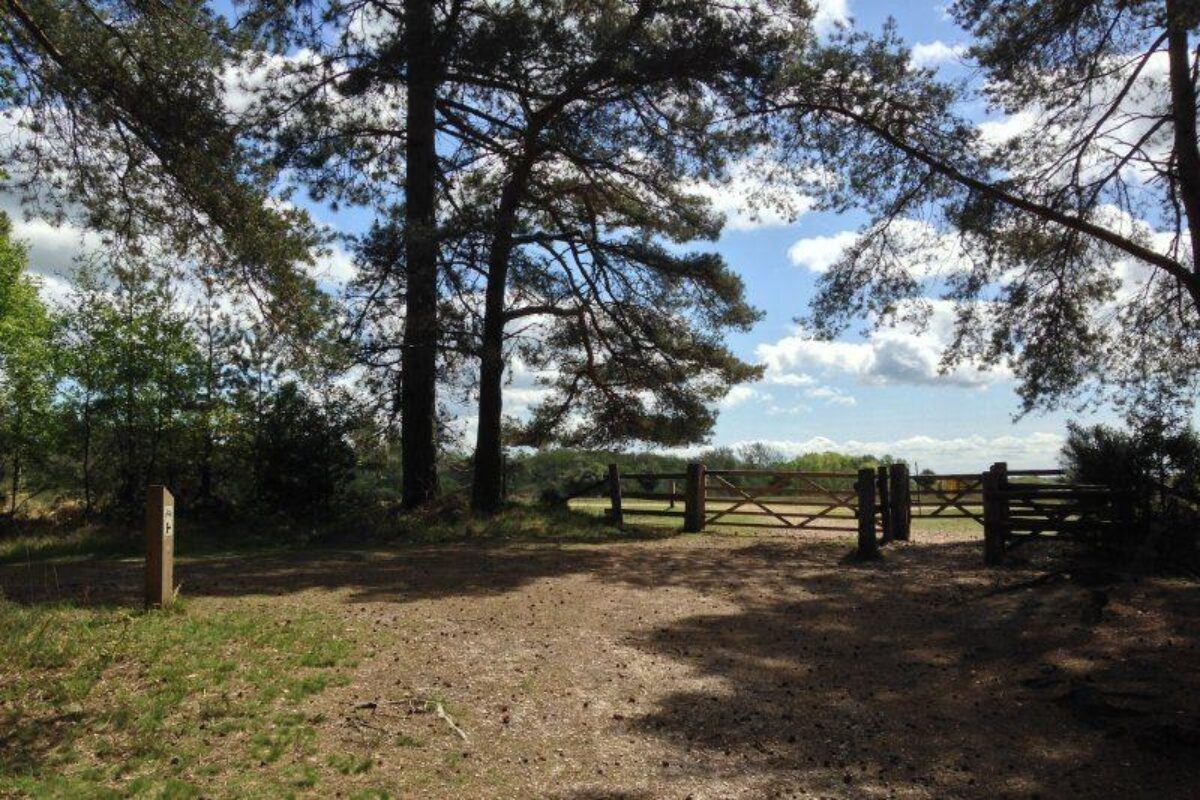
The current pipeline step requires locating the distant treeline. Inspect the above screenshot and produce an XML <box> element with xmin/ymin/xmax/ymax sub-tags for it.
<box><xmin>4</xmin><ymin>222</ymin><xmax>911</xmax><ymax>528</ymax></box>
<box><xmin>477</xmin><ymin>445</ymin><xmax>902</xmax><ymax>502</ymax></box>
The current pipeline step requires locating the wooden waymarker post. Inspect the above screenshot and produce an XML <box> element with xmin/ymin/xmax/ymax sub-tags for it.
<box><xmin>145</xmin><ymin>485</ymin><xmax>175</xmax><ymax>608</ymax></box>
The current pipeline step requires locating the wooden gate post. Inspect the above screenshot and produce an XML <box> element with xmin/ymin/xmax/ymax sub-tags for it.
<box><xmin>877</xmin><ymin>466</ymin><xmax>893</xmax><ymax>543</ymax></box>
<box><xmin>856</xmin><ymin>467</ymin><xmax>879</xmax><ymax>559</ymax></box>
<box><xmin>145</xmin><ymin>485</ymin><xmax>175</xmax><ymax>608</ymax></box>
<box><xmin>683</xmin><ymin>462</ymin><xmax>706</xmax><ymax>533</ymax></box>
<box><xmin>982</xmin><ymin>461</ymin><xmax>1008</xmax><ymax>565</ymax></box>
<box><xmin>889</xmin><ymin>463</ymin><xmax>911</xmax><ymax>541</ymax></box>
<box><xmin>607</xmin><ymin>464</ymin><xmax>623</xmax><ymax>527</ymax></box>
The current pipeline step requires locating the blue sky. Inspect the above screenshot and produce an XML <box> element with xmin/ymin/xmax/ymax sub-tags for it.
<box><xmin>5</xmin><ymin>0</ymin><xmax>1160</xmax><ymax>472</ymax></box>
<box><xmin>638</xmin><ymin>0</ymin><xmax>1121</xmax><ymax>470</ymax></box>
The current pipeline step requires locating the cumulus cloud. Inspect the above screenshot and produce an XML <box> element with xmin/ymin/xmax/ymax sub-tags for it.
<box><xmin>685</xmin><ymin>158</ymin><xmax>818</xmax><ymax>232</ymax></box>
<box><xmin>977</xmin><ymin>110</ymin><xmax>1038</xmax><ymax>146</ymax></box>
<box><xmin>765</xmin><ymin>403</ymin><xmax>810</xmax><ymax>416</ymax></box>
<box><xmin>308</xmin><ymin>245</ymin><xmax>358</xmax><ymax>287</ymax></box>
<box><xmin>720</xmin><ymin>385</ymin><xmax>759</xmax><ymax>409</ymax></box>
<box><xmin>6</xmin><ymin>214</ymin><xmax>101</xmax><ymax>282</ymax></box>
<box><xmin>672</xmin><ymin>431</ymin><xmax>1065</xmax><ymax>473</ymax></box>
<box><xmin>910</xmin><ymin>40</ymin><xmax>966</xmax><ymax>69</ymax></box>
<box><xmin>755</xmin><ymin>300</ymin><xmax>1010</xmax><ymax>389</ymax></box>
<box><xmin>786</xmin><ymin>230</ymin><xmax>858</xmax><ymax>273</ymax></box>
<box><xmin>805</xmin><ymin>385</ymin><xmax>857</xmax><ymax>406</ymax></box>
<box><xmin>977</xmin><ymin>51</ymin><xmax>1173</xmax><ymax>188</ymax></box>
<box><xmin>812</xmin><ymin>0</ymin><xmax>851</xmax><ymax>34</ymax></box>
<box><xmin>502</xmin><ymin>358</ymin><xmax>559</xmax><ymax>416</ymax></box>
<box><xmin>760</xmin><ymin>368</ymin><xmax>814</xmax><ymax>387</ymax></box>
<box><xmin>788</xmin><ymin>219</ymin><xmax>972</xmax><ymax>279</ymax></box>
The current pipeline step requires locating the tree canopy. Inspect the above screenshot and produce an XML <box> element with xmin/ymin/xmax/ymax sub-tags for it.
<box><xmin>0</xmin><ymin>0</ymin><xmax>324</xmax><ymax>328</ymax></box>
<box><xmin>0</xmin><ymin>0</ymin><xmax>1196</xmax><ymax>522</ymax></box>
<box><xmin>769</xmin><ymin>0</ymin><xmax>1200</xmax><ymax>429</ymax></box>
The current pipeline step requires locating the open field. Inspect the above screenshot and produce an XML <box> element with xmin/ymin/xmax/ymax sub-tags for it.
<box><xmin>2</xmin><ymin>516</ymin><xmax>1198</xmax><ymax>798</ymax></box>
<box><xmin>570</xmin><ymin>496</ymin><xmax>985</xmax><ymax>538</ymax></box>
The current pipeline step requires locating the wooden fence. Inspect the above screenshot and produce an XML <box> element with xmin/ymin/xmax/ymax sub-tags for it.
<box><xmin>583</xmin><ymin>460</ymin><xmax>1129</xmax><ymax>565</ymax></box>
<box><xmin>909</xmin><ymin>468</ymin><xmax>1071</xmax><ymax>524</ymax></box>
<box><xmin>981</xmin><ymin>461</ymin><xmax>1135</xmax><ymax>565</ymax></box>
<box><xmin>597</xmin><ymin>463</ymin><xmax>914</xmax><ymax>559</ymax></box>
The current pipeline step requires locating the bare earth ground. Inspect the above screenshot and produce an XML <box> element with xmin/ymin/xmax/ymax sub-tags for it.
<box><xmin>4</xmin><ymin>528</ymin><xmax>1200</xmax><ymax>799</ymax></box>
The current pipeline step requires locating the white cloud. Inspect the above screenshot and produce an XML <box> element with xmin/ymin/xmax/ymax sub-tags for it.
<box><xmin>760</xmin><ymin>369</ymin><xmax>814</xmax><ymax>387</ymax></box>
<box><xmin>812</xmin><ymin>0</ymin><xmax>851</xmax><ymax>34</ymax></box>
<box><xmin>505</xmin><ymin>386</ymin><xmax>554</xmax><ymax>413</ymax></box>
<box><xmin>6</xmin><ymin>214</ymin><xmax>102</xmax><ymax>282</ymax></box>
<box><xmin>501</xmin><ymin>358</ymin><xmax>560</xmax><ymax>416</ymax></box>
<box><xmin>765</xmin><ymin>403</ymin><xmax>810</xmax><ymax>416</ymax></box>
<box><xmin>976</xmin><ymin>51</ymin><xmax>1174</xmax><ymax>189</ymax></box>
<box><xmin>910</xmin><ymin>40</ymin><xmax>966</xmax><ymax>69</ymax></box>
<box><xmin>307</xmin><ymin>245</ymin><xmax>358</xmax><ymax>287</ymax></box>
<box><xmin>685</xmin><ymin>158</ymin><xmax>817</xmax><ymax>232</ymax></box>
<box><xmin>720</xmin><ymin>385</ymin><xmax>758</xmax><ymax>409</ymax></box>
<box><xmin>444</xmin><ymin>413</ymin><xmax>479</xmax><ymax>448</ymax></box>
<box><xmin>755</xmin><ymin>301</ymin><xmax>1010</xmax><ymax>389</ymax></box>
<box><xmin>805</xmin><ymin>385</ymin><xmax>857</xmax><ymax>406</ymax></box>
<box><xmin>787</xmin><ymin>230</ymin><xmax>858</xmax><ymax>273</ymax></box>
<box><xmin>788</xmin><ymin>219</ymin><xmax>972</xmax><ymax>279</ymax></box>
<box><xmin>977</xmin><ymin>111</ymin><xmax>1037</xmax><ymax>145</ymax></box>
<box><xmin>670</xmin><ymin>431</ymin><xmax>1066</xmax><ymax>473</ymax></box>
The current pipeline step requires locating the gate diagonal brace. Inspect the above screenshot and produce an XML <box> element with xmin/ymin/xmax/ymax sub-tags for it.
<box><xmin>924</xmin><ymin>479</ymin><xmax>983</xmax><ymax>520</ymax></box>
<box><xmin>706</xmin><ymin>474</ymin><xmax>793</xmax><ymax>527</ymax></box>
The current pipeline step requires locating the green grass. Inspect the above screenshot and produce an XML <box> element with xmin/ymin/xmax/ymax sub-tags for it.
<box><xmin>0</xmin><ymin>521</ymin><xmax>307</xmax><ymax>567</ymax></box>
<box><xmin>569</xmin><ymin>497</ymin><xmax>983</xmax><ymax>538</ymax></box>
<box><xmin>374</xmin><ymin>500</ymin><xmax>679</xmax><ymax>545</ymax></box>
<box><xmin>0</xmin><ymin>502</ymin><xmax>666</xmax><ymax>570</ymax></box>
<box><xmin>0</xmin><ymin>596</ymin><xmax>358</xmax><ymax>798</ymax></box>
<box><xmin>0</xmin><ymin>524</ymin><xmax>141</xmax><ymax>566</ymax></box>
<box><xmin>0</xmin><ymin>503</ymin><xmax>665</xmax><ymax>798</ymax></box>
<box><xmin>328</xmin><ymin>752</ymin><xmax>374</xmax><ymax>775</ymax></box>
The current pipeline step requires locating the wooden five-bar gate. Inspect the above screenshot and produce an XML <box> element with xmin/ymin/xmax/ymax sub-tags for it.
<box><xmin>585</xmin><ymin>460</ymin><xmax>1129</xmax><ymax>565</ymax></box>
<box><xmin>597</xmin><ymin>463</ymin><xmax>914</xmax><ymax>560</ymax></box>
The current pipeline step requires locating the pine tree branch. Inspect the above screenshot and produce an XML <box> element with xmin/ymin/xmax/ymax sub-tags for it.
<box><xmin>775</xmin><ymin>98</ymin><xmax>1200</xmax><ymax>309</ymax></box>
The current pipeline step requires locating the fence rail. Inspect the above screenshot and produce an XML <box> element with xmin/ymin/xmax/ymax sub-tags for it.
<box><xmin>981</xmin><ymin>462</ymin><xmax>1131</xmax><ymax>564</ymax></box>
<box><xmin>596</xmin><ymin>462</ymin><xmax>914</xmax><ymax>559</ymax></box>
<box><xmin>588</xmin><ymin>460</ymin><xmax>1127</xmax><ymax>565</ymax></box>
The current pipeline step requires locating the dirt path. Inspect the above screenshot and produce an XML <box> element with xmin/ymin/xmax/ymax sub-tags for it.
<box><xmin>5</xmin><ymin>531</ymin><xmax>1199</xmax><ymax>798</ymax></box>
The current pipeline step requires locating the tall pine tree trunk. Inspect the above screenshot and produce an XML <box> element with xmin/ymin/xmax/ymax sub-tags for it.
<box><xmin>1167</xmin><ymin>0</ymin><xmax>1200</xmax><ymax>287</ymax></box>
<box><xmin>471</xmin><ymin>158</ymin><xmax>536</xmax><ymax>514</ymax></box>
<box><xmin>471</xmin><ymin>257</ymin><xmax>508</xmax><ymax>514</ymax></box>
<box><xmin>400</xmin><ymin>0</ymin><xmax>440</xmax><ymax>508</ymax></box>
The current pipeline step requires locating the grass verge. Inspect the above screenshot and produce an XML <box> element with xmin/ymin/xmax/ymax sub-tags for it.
<box><xmin>0</xmin><ymin>595</ymin><xmax>359</xmax><ymax>798</ymax></box>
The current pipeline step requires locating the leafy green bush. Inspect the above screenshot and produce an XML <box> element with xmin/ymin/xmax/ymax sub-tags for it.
<box><xmin>1061</xmin><ymin>422</ymin><xmax>1200</xmax><ymax>569</ymax></box>
<box><xmin>254</xmin><ymin>383</ymin><xmax>356</xmax><ymax>518</ymax></box>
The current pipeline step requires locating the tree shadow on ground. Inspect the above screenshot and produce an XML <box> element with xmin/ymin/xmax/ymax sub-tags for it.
<box><xmin>613</xmin><ymin>543</ymin><xmax>1200</xmax><ymax>799</ymax></box>
<box><xmin>0</xmin><ymin>525</ymin><xmax>814</xmax><ymax>609</ymax></box>
<box><xmin>3</xmin><ymin>530</ymin><xmax>1198</xmax><ymax>798</ymax></box>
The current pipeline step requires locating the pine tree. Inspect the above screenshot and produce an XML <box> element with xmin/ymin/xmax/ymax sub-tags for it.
<box><xmin>768</xmin><ymin>0</ymin><xmax>1200</xmax><ymax>425</ymax></box>
<box><xmin>0</xmin><ymin>0</ymin><xmax>322</xmax><ymax>325</ymax></box>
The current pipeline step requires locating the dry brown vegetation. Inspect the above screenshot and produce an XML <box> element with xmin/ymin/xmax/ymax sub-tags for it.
<box><xmin>2</xmin><ymin>523</ymin><xmax>1198</xmax><ymax>798</ymax></box>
